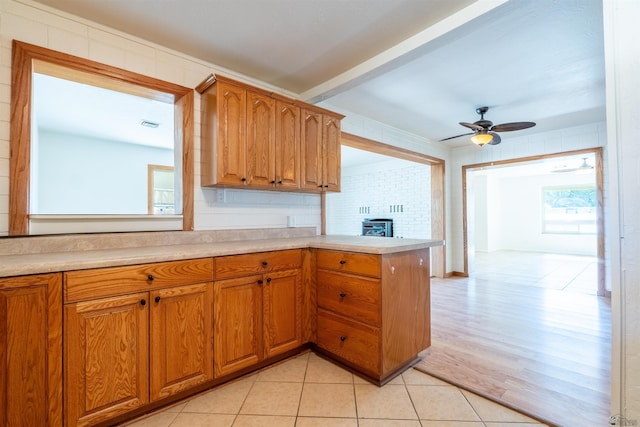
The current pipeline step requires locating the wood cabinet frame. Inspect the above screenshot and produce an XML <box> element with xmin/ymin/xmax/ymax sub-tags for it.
<box><xmin>10</xmin><ymin>40</ymin><xmax>194</xmax><ymax>235</ymax></box>
<box><xmin>0</xmin><ymin>273</ymin><xmax>62</xmax><ymax>427</ymax></box>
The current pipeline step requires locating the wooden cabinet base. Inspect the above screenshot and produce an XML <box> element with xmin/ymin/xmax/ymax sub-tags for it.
<box><xmin>312</xmin><ymin>346</ymin><xmax>422</xmax><ymax>386</ymax></box>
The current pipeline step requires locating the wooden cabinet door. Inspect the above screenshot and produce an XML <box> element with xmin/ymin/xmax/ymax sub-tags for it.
<box><xmin>275</xmin><ymin>100</ymin><xmax>301</xmax><ymax>189</ymax></box>
<box><xmin>150</xmin><ymin>283</ymin><xmax>213</xmax><ymax>401</ymax></box>
<box><xmin>323</xmin><ymin>115</ymin><xmax>341</xmax><ymax>192</ymax></box>
<box><xmin>246</xmin><ymin>91</ymin><xmax>275</xmax><ymax>188</ymax></box>
<box><xmin>216</xmin><ymin>80</ymin><xmax>247</xmax><ymax>185</ymax></box>
<box><xmin>65</xmin><ymin>293</ymin><xmax>149</xmax><ymax>427</ymax></box>
<box><xmin>213</xmin><ymin>275</ymin><xmax>263</xmax><ymax>378</ymax></box>
<box><xmin>263</xmin><ymin>268</ymin><xmax>302</xmax><ymax>358</ymax></box>
<box><xmin>0</xmin><ymin>273</ymin><xmax>62</xmax><ymax>427</ymax></box>
<box><xmin>301</xmin><ymin>109</ymin><xmax>324</xmax><ymax>191</ymax></box>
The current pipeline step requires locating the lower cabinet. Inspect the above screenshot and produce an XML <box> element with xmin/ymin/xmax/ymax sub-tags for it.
<box><xmin>213</xmin><ymin>250</ymin><xmax>303</xmax><ymax>378</ymax></box>
<box><xmin>63</xmin><ymin>259</ymin><xmax>213</xmax><ymax>427</ymax></box>
<box><xmin>315</xmin><ymin>248</ymin><xmax>430</xmax><ymax>384</ymax></box>
<box><xmin>43</xmin><ymin>245</ymin><xmax>430</xmax><ymax>426</ymax></box>
<box><xmin>0</xmin><ymin>273</ymin><xmax>62</xmax><ymax>427</ymax></box>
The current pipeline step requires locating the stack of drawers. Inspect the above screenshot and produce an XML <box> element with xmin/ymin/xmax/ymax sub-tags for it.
<box><xmin>316</xmin><ymin>249</ymin><xmax>383</xmax><ymax>378</ymax></box>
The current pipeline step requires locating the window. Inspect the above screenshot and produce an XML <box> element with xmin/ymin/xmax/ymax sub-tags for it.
<box><xmin>542</xmin><ymin>186</ymin><xmax>596</xmax><ymax>234</ymax></box>
<box><xmin>10</xmin><ymin>40</ymin><xmax>194</xmax><ymax>235</ymax></box>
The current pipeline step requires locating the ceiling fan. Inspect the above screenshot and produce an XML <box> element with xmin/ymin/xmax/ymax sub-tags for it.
<box><xmin>441</xmin><ymin>106</ymin><xmax>536</xmax><ymax>146</ymax></box>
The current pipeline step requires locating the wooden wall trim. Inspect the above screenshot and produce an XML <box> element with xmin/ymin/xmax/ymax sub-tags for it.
<box><xmin>341</xmin><ymin>132</ymin><xmax>442</xmax><ymax>165</ymax></box>
<box><xmin>9</xmin><ymin>40</ymin><xmax>194</xmax><ymax>235</ymax></box>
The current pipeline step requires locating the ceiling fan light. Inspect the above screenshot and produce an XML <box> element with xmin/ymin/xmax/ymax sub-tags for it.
<box><xmin>471</xmin><ymin>133</ymin><xmax>493</xmax><ymax>145</ymax></box>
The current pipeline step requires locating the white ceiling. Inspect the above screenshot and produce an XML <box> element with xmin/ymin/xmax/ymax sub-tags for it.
<box><xmin>32</xmin><ymin>0</ymin><xmax>606</xmax><ymax>148</ymax></box>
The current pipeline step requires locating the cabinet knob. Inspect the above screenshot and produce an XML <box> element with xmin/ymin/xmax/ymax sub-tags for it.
<box><xmin>147</xmin><ymin>274</ymin><xmax>155</xmax><ymax>281</ymax></box>
<box><xmin>266</xmin><ymin>277</ymin><xmax>272</xmax><ymax>283</ymax></box>
<box><xmin>258</xmin><ymin>279</ymin><xmax>264</xmax><ymax>285</ymax></box>
<box><xmin>318</xmin><ymin>185</ymin><xmax>323</xmax><ymax>188</ymax></box>
<box><xmin>155</xmin><ymin>296</ymin><xmax>161</xmax><ymax>303</ymax></box>
<box><xmin>324</xmin><ymin>185</ymin><xmax>329</xmax><ymax>188</ymax></box>
<box><xmin>271</xmin><ymin>180</ymin><xmax>276</xmax><ymax>184</ymax></box>
<box><xmin>339</xmin><ymin>260</ymin><xmax>346</xmax><ymax>265</ymax></box>
<box><xmin>340</xmin><ymin>336</ymin><xmax>347</xmax><ymax>342</ymax></box>
<box><xmin>140</xmin><ymin>299</ymin><xmax>146</xmax><ymax>306</ymax></box>
<box><xmin>241</xmin><ymin>177</ymin><xmax>247</xmax><ymax>182</ymax></box>
<box><xmin>278</xmin><ymin>180</ymin><xmax>283</xmax><ymax>184</ymax></box>
<box><xmin>339</xmin><ymin>292</ymin><xmax>347</xmax><ymax>298</ymax></box>
<box><xmin>262</xmin><ymin>261</ymin><xmax>268</xmax><ymax>266</ymax></box>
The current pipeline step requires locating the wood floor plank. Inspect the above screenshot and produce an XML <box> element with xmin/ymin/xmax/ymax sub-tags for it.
<box><xmin>415</xmin><ymin>251</ymin><xmax>611</xmax><ymax>427</ymax></box>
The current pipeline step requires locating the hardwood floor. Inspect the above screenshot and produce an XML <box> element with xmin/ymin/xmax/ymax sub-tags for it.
<box><xmin>415</xmin><ymin>251</ymin><xmax>611</xmax><ymax>427</ymax></box>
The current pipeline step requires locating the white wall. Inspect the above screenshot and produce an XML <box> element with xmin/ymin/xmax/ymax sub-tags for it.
<box><xmin>604</xmin><ymin>0</ymin><xmax>639</xmax><ymax>421</ymax></box>
<box><xmin>326</xmin><ymin>158</ymin><xmax>431</xmax><ymax>238</ymax></box>
<box><xmin>35</xmin><ymin>130</ymin><xmax>173</xmax><ymax>214</ymax></box>
<box><xmin>0</xmin><ymin>0</ymin><xmax>313</xmax><ymax>236</ymax></box>
<box><xmin>474</xmin><ymin>172</ymin><xmax>597</xmax><ymax>256</ymax></box>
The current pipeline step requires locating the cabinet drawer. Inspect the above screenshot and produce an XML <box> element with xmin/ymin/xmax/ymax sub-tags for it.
<box><xmin>316</xmin><ymin>309</ymin><xmax>380</xmax><ymax>376</ymax></box>
<box><xmin>317</xmin><ymin>270</ymin><xmax>380</xmax><ymax>326</ymax></box>
<box><xmin>214</xmin><ymin>249</ymin><xmax>302</xmax><ymax>280</ymax></box>
<box><xmin>316</xmin><ymin>250</ymin><xmax>380</xmax><ymax>278</ymax></box>
<box><xmin>64</xmin><ymin>258</ymin><xmax>213</xmax><ymax>302</ymax></box>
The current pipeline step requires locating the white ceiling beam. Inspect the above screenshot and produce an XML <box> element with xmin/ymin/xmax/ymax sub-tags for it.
<box><xmin>301</xmin><ymin>0</ymin><xmax>509</xmax><ymax>104</ymax></box>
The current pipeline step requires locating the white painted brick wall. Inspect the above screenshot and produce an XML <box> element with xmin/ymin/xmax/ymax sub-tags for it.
<box><xmin>326</xmin><ymin>158</ymin><xmax>431</xmax><ymax>239</ymax></box>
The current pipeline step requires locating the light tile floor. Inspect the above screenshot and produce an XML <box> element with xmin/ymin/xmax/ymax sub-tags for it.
<box><xmin>122</xmin><ymin>352</ymin><xmax>547</xmax><ymax>427</ymax></box>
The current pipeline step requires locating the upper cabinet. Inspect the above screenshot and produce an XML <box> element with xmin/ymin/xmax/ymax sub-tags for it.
<box><xmin>301</xmin><ymin>108</ymin><xmax>342</xmax><ymax>192</ymax></box>
<box><xmin>197</xmin><ymin>74</ymin><xmax>343</xmax><ymax>193</ymax></box>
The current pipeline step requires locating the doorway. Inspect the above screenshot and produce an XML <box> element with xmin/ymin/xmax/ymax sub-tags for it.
<box><xmin>462</xmin><ymin>147</ymin><xmax>606</xmax><ymax>296</ymax></box>
<box><xmin>324</xmin><ymin>132</ymin><xmax>446</xmax><ymax>277</ymax></box>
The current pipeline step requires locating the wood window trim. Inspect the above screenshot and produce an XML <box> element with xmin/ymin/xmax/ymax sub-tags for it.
<box><xmin>461</xmin><ymin>147</ymin><xmax>606</xmax><ymax>296</ymax></box>
<box><xmin>337</xmin><ymin>132</ymin><xmax>446</xmax><ymax>278</ymax></box>
<box><xmin>9</xmin><ymin>40</ymin><xmax>194</xmax><ymax>235</ymax></box>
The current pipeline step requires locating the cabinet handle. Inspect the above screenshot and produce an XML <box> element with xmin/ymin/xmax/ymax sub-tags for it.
<box><xmin>339</xmin><ymin>292</ymin><xmax>347</xmax><ymax>298</ymax></box>
<box><xmin>257</xmin><ymin>279</ymin><xmax>263</xmax><ymax>286</ymax></box>
<box><xmin>155</xmin><ymin>296</ymin><xmax>161</xmax><ymax>303</ymax></box>
<box><xmin>140</xmin><ymin>299</ymin><xmax>146</xmax><ymax>306</ymax></box>
<box><xmin>262</xmin><ymin>261</ymin><xmax>268</xmax><ymax>267</ymax></box>
<box><xmin>324</xmin><ymin>185</ymin><xmax>329</xmax><ymax>188</ymax></box>
<box><xmin>340</xmin><ymin>336</ymin><xmax>347</xmax><ymax>342</ymax></box>
<box><xmin>266</xmin><ymin>277</ymin><xmax>272</xmax><ymax>283</ymax></box>
<box><xmin>147</xmin><ymin>274</ymin><xmax>154</xmax><ymax>281</ymax></box>
<box><xmin>339</xmin><ymin>260</ymin><xmax>346</xmax><ymax>265</ymax></box>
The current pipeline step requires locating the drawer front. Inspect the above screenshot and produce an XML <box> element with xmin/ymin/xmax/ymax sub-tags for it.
<box><xmin>316</xmin><ymin>250</ymin><xmax>380</xmax><ymax>278</ymax></box>
<box><xmin>317</xmin><ymin>270</ymin><xmax>380</xmax><ymax>326</ymax></box>
<box><xmin>64</xmin><ymin>258</ymin><xmax>213</xmax><ymax>302</ymax></box>
<box><xmin>214</xmin><ymin>249</ymin><xmax>302</xmax><ymax>280</ymax></box>
<box><xmin>316</xmin><ymin>309</ymin><xmax>380</xmax><ymax>376</ymax></box>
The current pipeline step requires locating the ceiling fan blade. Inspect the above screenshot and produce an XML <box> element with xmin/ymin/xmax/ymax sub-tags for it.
<box><xmin>491</xmin><ymin>121</ymin><xmax>536</xmax><ymax>132</ymax></box>
<box><xmin>439</xmin><ymin>132</ymin><xmax>474</xmax><ymax>142</ymax></box>
<box><xmin>488</xmin><ymin>132</ymin><xmax>502</xmax><ymax>145</ymax></box>
<box><xmin>460</xmin><ymin>122</ymin><xmax>484</xmax><ymax>131</ymax></box>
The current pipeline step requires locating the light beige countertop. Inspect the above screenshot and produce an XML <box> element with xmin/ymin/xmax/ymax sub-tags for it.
<box><xmin>0</xmin><ymin>229</ymin><xmax>443</xmax><ymax>278</ymax></box>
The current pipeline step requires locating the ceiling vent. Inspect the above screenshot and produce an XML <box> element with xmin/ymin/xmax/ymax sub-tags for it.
<box><xmin>140</xmin><ymin>120</ymin><xmax>160</xmax><ymax>128</ymax></box>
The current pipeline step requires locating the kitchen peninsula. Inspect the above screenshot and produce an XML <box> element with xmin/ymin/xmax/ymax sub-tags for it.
<box><xmin>0</xmin><ymin>228</ymin><xmax>442</xmax><ymax>427</ymax></box>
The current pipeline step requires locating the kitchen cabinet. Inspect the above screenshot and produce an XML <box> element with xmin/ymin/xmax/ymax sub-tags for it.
<box><xmin>0</xmin><ymin>273</ymin><xmax>62</xmax><ymax>427</ymax></box>
<box><xmin>202</xmin><ymin>78</ymin><xmax>247</xmax><ymax>187</ymax></box>
<box><xmin>198</xmin><ymin>74</ymin><xmax>342</xmax><ymax>192</ymax></box>
<box><xmin>301</xmin><ymin>107</ymin><xmax>342</xmax><ymax>192</ymax></box>
<box><xmin>63</xmin><ymin>258</ymin><xmax>213</xmax><ymax>427</ymax></box>
<box><xmin>213</xmin><ymin>249</ymin><xmax>303</xmax><ymax>377</ymax></box>
<box><xmin>315</xmin><ymin>248</ymin><xmax>430</xmax><ymax>384</ymax></box>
